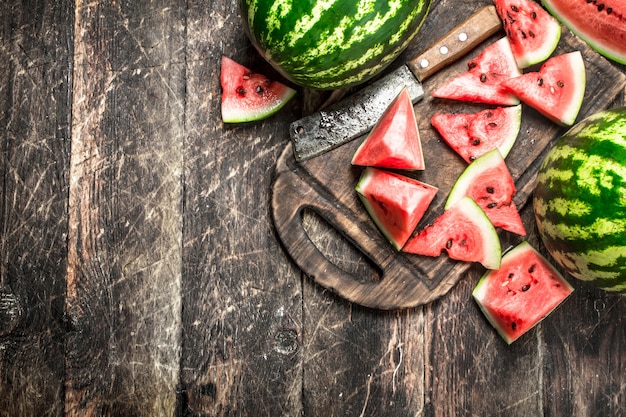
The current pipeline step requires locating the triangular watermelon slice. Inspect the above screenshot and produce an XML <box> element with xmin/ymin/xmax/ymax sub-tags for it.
<box><xmin>220</xmin><ymin>56</ymin><xmax>296</xmax><ymax>123</ymax></box>
<box><xmin>431</xmin><ymin>105</ymin><xmax>522</xmax><ymax>163</ymax></box>
<box><xmin>356</xmin><ymin>167</ymin><xmax>438</xmax><ymax>250</ymax></box>
<box><xmin>494</xmin><ymin>0</ymin><xmax>561</xmax><ymax>68</ymax></box>
<box><xmin>432</xmin><ymin>37</ymin><xmax>521</xmax><ymax>106</ymax></box>
<box><xmin>352</xmin><ymin>88</ymin><xmax>425</xmax><ymax>170</ymax></box>
<box><xmin>402</xmin><ymin>196</ymin><xmax>502</xmax><ymax>270</ymax></box>
<box><xmin>501</xmin><ymin>51</ymin><xmax>586</xmax><ymax>126</ymax></box>
<box><xmin>445</xmin><ymin>149</ymin><xmax>526</xmax><ymax>236</ymax></box>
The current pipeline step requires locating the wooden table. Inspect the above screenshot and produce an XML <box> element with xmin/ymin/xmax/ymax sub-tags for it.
<box><xmin>1</xmin><ymin>0</ymin><xmax>624</xmax><ymax>416</ymax></box>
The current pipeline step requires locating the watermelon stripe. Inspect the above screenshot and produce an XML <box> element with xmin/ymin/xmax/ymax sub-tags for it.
<box><xmin>241</xmin><ymin>0</ymin><xmax>430</xmax><ymax>89</ymax></box>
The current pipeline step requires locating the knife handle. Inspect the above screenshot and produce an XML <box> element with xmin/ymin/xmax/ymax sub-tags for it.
<box><xmin>407</xmin><ymin>5</ymin><xmax>502</xmax><ymax>82</ymax></box>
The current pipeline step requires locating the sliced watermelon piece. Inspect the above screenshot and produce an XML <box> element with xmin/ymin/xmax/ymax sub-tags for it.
<box><xmin>494</xmin><ymin>0</ymin><xmax>561</xmax><ymax>68</ymax></box>
<box><xmin>473</xmin><ymin>241</ymin><xmax>574</xmax><ymax>344</ymax></box>
<box><xmin>356</xmin><ymin>167</ymin><xmax>438</xmax><ymax>250</ymax></box>
<box><xmin>446</xmin><ymin>149</ymin><xmax>526</xmax><ymax>236</ymax></box>
<box><xmin>220</xmin><ymin>56</ymin><xmax>296</xmax><ymax>123</ymax></box>
<box><xmin>501</xmin><ymin>51</ymin><xmax>586</xmax><ymax>126</ymax></box>
<box><xmin>431</xmin><ymin>105</ymin><xmax>522</xmax><ymax>164</ymax></box>
<box><xmin>432</xmin><ymin>37</ymin><xmax>521</xmax><ymax>106</ymax></box>
<box><xmin>352</xmin><ymin>88</ymin><xmax>425</xmax><ymax>170</ymax></box>
<box><xmin>402</xmin><ymin>196</ymin><xmax>502</xmax><ymax>270</ymax></box>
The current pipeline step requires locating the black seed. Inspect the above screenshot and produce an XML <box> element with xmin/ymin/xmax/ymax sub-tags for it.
<box><xmin>511</xmin><ymin>322</ymin><xmax>517</xmax><ymax>330</ymax></box>
<box><xmin>508</xmin><ymin>272</ymin><xmax>515</xmax><ymax>278</ymax></box>
<box><xmin>486</xmin><ymin>186</ymin><xmax>495</xmax><ymax>194</ymax></box>
<box><xmin>522</xmin><ymin>284</ymin><xmax>531</xmax><ymax>291</ymax></box>
<box><xmin>538</xmin><ymin>78</ymin><xmax>544</xmax><ymax>86</ymax></box>
<box><xmin>472</xmin><ymin>139</ymin><xmax>481</xmax><ymax>146</ymax></box>
<box><xmin>256</xmin><ymin>85</ymin><xmax>265</xmax><ymax>94</ymax></box>
<box><xmin>529</xmin><ymin>30</ymin><xmax>535</xmax><ymax>38</ymax></box>
<box><xmin>486</xmin><ymin>111</ymin><xmax>493</xmax><ymax>118</ymax></box>
<box><xmin>531</xmin><ymin>11</ymin><xmax>537</xmax><ymax>18</ymax></box>
<box><xmin>557</xmin><ymin>80</ymin><xmax>565</xmax><ymax>88</ymax></box>
<box><xmin>528</xmin><ymin>264</ymin><xmax>536</xmax><ymax>273</ymax></box>
<box><xmin>446</xmin><ymin>239</ymin><xmax>453</xmax><ymax>249</ymax></box>
<box><xmin>511</xmin><ymin>5</ymin><xmax>519</xmax><ymax>12</ymax></box>
<box><xmin>487</xmin><ymin>202</ymin><xmax>497</xmax><ymax>209</ymax></box>
<box><xmin>597</xmin><ymin>3</ymin><xmax>605</xmax><ymax>11</ymax></box>
<box><xmin>468</xmin><ymin>62</ymin><xmax>477</xmax><ymax>70</ymax></box>
<box><xmin>469</xmin><ymin>155</ymin><xmax>477</xmax><ymax>161</ymax></box>
<box><xmin>521</xmin><ymin>31</ymin><xmax>527</xmax><ymax>39</ymax></box>
<box><xmin>488</xmin><ymin>122</ymin><xmax>498</xmax><ymax>128</ymax></box>
<box><xmin>237</xmin><ymin>87</ymin><xmax>246</xmax><ymax>96</ymax></box>
<box><xmin>607</xmin><ymin>7</ymin><xmax>612</xmax><ymax>14</ymax></box>
<box><xmin>480</xmin><ymin>73</ymin><xmax>488</xmax><ymax>83</ymax></box>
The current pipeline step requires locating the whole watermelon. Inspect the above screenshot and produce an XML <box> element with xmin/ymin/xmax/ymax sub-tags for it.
<box><xmin>533</xmin><ymin>107</ymin><xmax>626</xmax><ymax>294</ymax></box>
<box><xmin>239</xmin><ymin>0</ymin><xmax>431</xmax><ymax>90</ymax></box>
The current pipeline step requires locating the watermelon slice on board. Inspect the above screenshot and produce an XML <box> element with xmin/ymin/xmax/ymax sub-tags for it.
<box><xmin>432</xmin><ymin>37</ymin><xmax>521</xmax><ymax>106</ymax></box>
<box><xmin>355</xmin><ymin>167</ymin><xmax>438</xmax><ymax>251</ymax></box>
<box><xmin>352</xmin><ymin>88</ymin><xmax>425</xmax><ymax>170</ymax></box>
<box><xmin>473</xmin><ymin>241</ymin><xmax>574</xmax><ymax>344</ymax></box>
<box><xmin>446</xmin><ymin>149</ymin><xmax>526</xmax><ymax>236</ymax></box>
<box><xmin>220</xmin><ymin>56</ymin><xmax>296</xmax><ymax>123</ymax></box>
<box><xmin>431</xmin><ymin>105</ymin><xmax>522</xmax><ymax>164</ymax></box>
<box><xmin>501</xmin><ymin>51</ymin><xmax>586</xmax><ymax>126</ymax></box>
<box><xmin>494</xmin><ymin>0</ymin><xmax>561</xmax><ymax>68</ymax></box>
<box><xmin>403</xmin><ymin>196</ymin><xmax>502</xmax><ymax>270</ymax></box>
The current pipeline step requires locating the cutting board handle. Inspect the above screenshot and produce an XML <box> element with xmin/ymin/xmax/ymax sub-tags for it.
<box><xmin>271</xmin><ymin>144</ymin><xmax>459</xmax><ymax>310</ymax></box>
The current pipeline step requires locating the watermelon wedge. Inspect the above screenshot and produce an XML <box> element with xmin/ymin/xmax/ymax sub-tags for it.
<box><xmin>473</xmin><ymin>241</ymin><xmax>574</xmax><ymax>344</ymax></box>
<box><xmin>352</xmin><ymin>88</ymin><xmax>425</xmax><ymax>170</ymax></box>
<box><xmin>356</xmin><ymin>167</ymin><xmax>438</xmax><ymax>250</ymax></box>
<box><xmin>446</xmin><ymin>149</ymin><xmax>526</xmax><ymax>236</ymax></box>
<box><xmin>501</xmin><ymin>51</ymin><xmax>586</xmax><ymax>126</ymax></box>
<box><xmin>431</xmin><ymin>105</ymin><xmax>522</xmax><ymax>163</ymax></box>
<box><xmin>432</xmin><ymin>37</ymin><xmax>521</xmax><ymax>106</ymax></box>
<box><xmin>220</xmin><ymin>56</ymin><xmax>296</xmax><ymax>123</ymax></box>
<box><xmin>494</xmin><ymin>0</ymin><xmax>561</xmax><ymax>68</ymax></box>
<box><xmin>403</xmin><ymin>196</ymin><xmax>502</xmax><ymax>270</ymax></box>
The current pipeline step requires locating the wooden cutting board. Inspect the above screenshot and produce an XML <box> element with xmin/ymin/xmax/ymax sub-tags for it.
<box><xmin>271</xmin><ymin>28</ymin><xmax>626</xmax><ymax>310</ymax></box>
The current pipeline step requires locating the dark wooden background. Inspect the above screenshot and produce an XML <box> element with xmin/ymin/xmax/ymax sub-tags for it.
<box><xmin>0</xmin><ymin>0</ymin><xmax>624</xmax><ymax>416</ymax></box>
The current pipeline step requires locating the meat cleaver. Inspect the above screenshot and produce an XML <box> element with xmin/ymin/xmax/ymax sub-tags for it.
<box><xmin>290</xmin><ymin>5</ymin><xmax>502</xmax><ymax>162</ymax></box>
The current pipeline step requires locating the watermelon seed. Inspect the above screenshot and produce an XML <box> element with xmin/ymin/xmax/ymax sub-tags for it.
<box><xmin>511</xmin><ymin>322</ymin><xmax>517</xmax><ymax>330</ymax></box>
<box><xmin>508</xmin><ymin>272</ymin><xmax>515</xmax><ymax>279</ymax></box>
<box><xmin>528</xmin><ymin>264</ymin><xmax>536</xmax><ymax>273</ymax></box>
<box><xmin>537</xmin><ymin>78</ymin><xmax>544</xmax><ymax>86</ymax></box>
<box><xmin>510</xmin><ymin>5</ymin><xmax>519</xmax><ymax>12</ymax></box>
<box><xmin>446</xmin><ymin>239</ymin><xmax>453</xmax><ymax>249</ymax></box>
<box><xmin>480</xmin><ymin>73</ymin><xmax>487</xmax><ymax>83</ymax></box>
<box><xmin>488</xmin><ymin>122</ymin><xmax>498</xmax><ymax>128</ymax></box>
<box><xmin>531</xmin><ymin>11</ymin><xmax>537</xmax><ymax>19</ymax></box>
<box><xmin>468</xmin><ymin>62</ymin><xmax>477</xmax><ymax>70</ymax></box>
<box><xmin>529</xmin><ymin>30</ymin><xmax>535</xmax><ymax>38</ymax></box>
<box><xmin>237</xmin><ymin>87</ymin><xmax>246</xmax><ymax>96</ymax></box>
<box><xmin>487</xmin><ymin>202</ymin><xmax>497</xmax><ymax>209</ymax></box>
<box><xmin>472</xmin><ymin>139</ymin><xmax>481</xmax><ymax>146</ymax></box>
<box><xmin>522</xmin><ymin>284</ymin><xmax>530</xmax><ymax>292</ymax></box>
<box><xmin>557</xmin><ymin>80</ymin><xmax>565</xmax><ymax>88</ymax></box>
<box><xmin>486</xmin><ymin>186</ymin><xmax>495</xmax><ymax>194</ymax></box>
<box><xmin>256</xmin><ymin>85</ymin><xmax>265</xmax><ymax>94</ymax></box>
<box><xmin>597</xmin><ymin>3</ymin><xmax>605</xmax><ymax>11</ymax></box>
<box><xmin>520</xmin><ymin>31</ymin><xmax>527</xmax><ymax>39</ymax></box>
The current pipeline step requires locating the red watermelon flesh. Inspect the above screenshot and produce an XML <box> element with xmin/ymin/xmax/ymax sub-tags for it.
<box><xmin>403</xmin><ymin>196</ymin><xmax>502</xmax><ymax>270</ymax></box>
<box><xmin>432</xmin><ymin>37</ymin><xmax>521</xmax><ymax>106</ymax></box>
<box><xmin>431</xmin><ymin>105</ymin><xmax>522</xmax><ymax>164</ymax></box>
<box><xmin>356</xmin><ymin>167</ymin><xmax>438</xmax><ymax>250</ymax></box>
<box><xmin>352</xmin><ymin>88</ymin><xmax>425</xmax><ymax>170</ymax></box>
<box><xmin>542</xmin><ymin>0</ymin><xmax>626</xmax><ymax>65</ymax></box>
<box><xmin>446</xmin><ymin>149</ymin><xmax>526</xmax><ymax>236</ymax></box>
<box><xmin>501</xmin><ymin>51</ymin><xmax>586</xmax><ymax>126</ymax></box>
<box><xmin>473</xmin><ymin>241</ymin><xmax>573</xmax><ymax>344</ymax></box>
<box><xmin>220</xmin><ymin>56</ymin><xmax>296</xmax><ymax>123</ymax></box>
<box><xmin>494</xmin><ymin>0</ymin><xmax>561</xmax><ymax>68</ymax></box>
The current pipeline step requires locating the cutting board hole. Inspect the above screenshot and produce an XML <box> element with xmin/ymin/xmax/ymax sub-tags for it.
<box><xmin>302</xmin><ymin>208</ymin><xmax>382</xmax><ymax>283</ymax></box>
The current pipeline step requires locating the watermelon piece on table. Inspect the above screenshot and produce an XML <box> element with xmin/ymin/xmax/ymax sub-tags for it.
<box><xmin>432</xmin><ymin>37</ymin><xmax>521</xmax><ymax>106</ymax></box>
<box><xmin>431</xmin><ymin>105</ymin><xmax>522</xmax><ymax>163</ymax></box>
<box><xmin>220</xmin><ymin>56</ymin><xmax>296</xmax><ymax>123</ymax></box>
<box><xmin>403</xmin><ymin>196</ymin><xmax>502</xmax><ymax>270</ymax></box>
<box><xmin>352</xmin><ymin>88</ymin><xmax>425</xmax><ymax>170</ymax></box>
<box><xmin>473</xmin><ymin>241</ymin><xmax>574</xmax><ymax>344</ymax></box>
<box><xmin>501</xmin><ymin>51</ymin><xmax>586</xmax><ymax>126</ymax></box>
<box><xmin>446</xmin><ymin>149</ymin><xmax>526</xmax><ymax>236</ymax></box>
<box><xmin>494</xmin><ymin>0</ymin><xmax>561</xmax><ymax>68</ymax></box>
<box><xmin>356</xmin><ymin>167</ymin><xmax>438</xmax><ymax>250</ymax></box>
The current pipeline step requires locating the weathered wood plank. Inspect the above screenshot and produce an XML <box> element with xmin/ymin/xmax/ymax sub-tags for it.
<box><xmin>178</xmin><ymin>0</ymin><xmax>303</xmax><ymax>414</ymax></box>
<box><xmin>65</xmin><ymin>1</ymin><xmax>185</xmax><ymax>414</ymax></box>
<box><xmin>0</xmin><ymin>1</ymin><xmax>72</xmax><ymax>415</ymax></box>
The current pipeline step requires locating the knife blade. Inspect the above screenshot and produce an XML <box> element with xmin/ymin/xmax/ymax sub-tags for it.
<box><xmin>290</xmin><ymin>5</ymin><xmax>502</xmax><ymax>162</ymax></box>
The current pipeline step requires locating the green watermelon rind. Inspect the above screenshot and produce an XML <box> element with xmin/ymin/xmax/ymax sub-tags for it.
<box><xmin>533</xmin><ymin>107</ymin><xmax>626</xmax><ymax>293</ymax></box>
<box><xmin>472</xmin><ymin>241</ymin><xmax>574</xmax><ymax>344</ymax></box>
<box><xmin>541</xmin><ymin>0</ymin><xmax>626</xmax><ymax>65</ymax></box>
<box><xmin>240</xmin><ymin>0</ymin><xmax>431</xmax><ymax>89</ymax></box>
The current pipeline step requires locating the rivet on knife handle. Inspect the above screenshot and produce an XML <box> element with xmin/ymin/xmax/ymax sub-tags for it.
<box><xmin>290</xmin><ymin>5</ymin><xmax>503</xmax><ymax>162</ymax></box>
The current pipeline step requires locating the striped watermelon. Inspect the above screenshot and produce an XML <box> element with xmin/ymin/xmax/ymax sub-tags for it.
<box><xmin>239</xmin><ymin>0</ymin><xmax>431</xmax><ymax>90</ymax></box>
<box><xmin>533</xmin><ymin>107</ymin><xmax>626</xmax><ymax>294</ymax></box>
